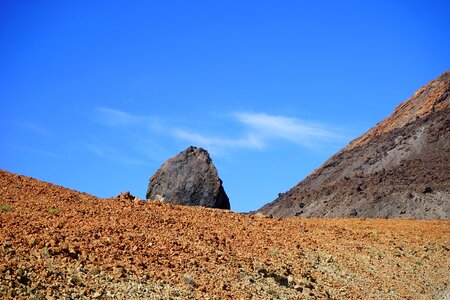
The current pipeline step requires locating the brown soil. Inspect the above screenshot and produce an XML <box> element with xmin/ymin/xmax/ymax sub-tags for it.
<box><xmin>1</xmin><ymin>170</ymin><xmax>449</xmax><ymax>299</ymax></box>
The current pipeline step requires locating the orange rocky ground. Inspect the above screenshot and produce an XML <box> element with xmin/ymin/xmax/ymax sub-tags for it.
<box><xmin>1</xmin><ymin>169</ymin><xmax>449</xmax><ymax>299</ymax></box>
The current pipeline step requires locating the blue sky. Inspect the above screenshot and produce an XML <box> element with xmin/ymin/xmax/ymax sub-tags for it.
<box><xmin>1</xmin><ymin>1</ymin><xmax>449</xmax><ymax>212</ymax></box>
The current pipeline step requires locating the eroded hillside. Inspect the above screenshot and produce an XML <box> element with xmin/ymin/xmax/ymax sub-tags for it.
<box><xmin>259</xmin><ymin>71</ymin><xmax>450</xmax><ymax>219</ymax></box>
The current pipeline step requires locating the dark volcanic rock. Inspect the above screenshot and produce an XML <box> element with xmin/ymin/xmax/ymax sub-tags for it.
<box><xmin>146</xmin><ymin>146</ymin><xmax>230</xmax><ymax>209</ymax></box>
<box><xmin>258</xmin><ymin>70</ymin><xmax>450</xmax><ymax>219</ymax></box>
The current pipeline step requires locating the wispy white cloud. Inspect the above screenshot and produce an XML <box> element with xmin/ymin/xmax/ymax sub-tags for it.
<box><xmin>83</xmin><ymin>139</ymin><xmax>146</xmax><ymax>166</ymax></box>
<box><xmin>173</xmin><ymin>112</ymin><xmax>342</xmax><ymax>152</ymax></box>
<box><xmin>234</xmin><ymin>112</ymin><xmax>341</xmax><ymax>147</ymax></box>
<box><xmin>18</xmin><ymin>146</ymin><xmax>65</xmax><ymax>159</ymax></box>
<box><xmin>87</xmin><ymin>107</ymin><xmax>171</xmax><ymax>164</ymax></box>
<box><xmin>18</xmin><ymin>121</ymin><xmax>53</xmax><ymax>137</ymax></box>
<box><xmin>92</xmin><ymin>107</ymin><xmax>344</xmax><ymax>157</ymax></box>
<box><xmin>96</xmin><ymin>107</ymin><xmax>161</xmax><ymax>130</ymax></box>
<box><xmin>172</xmin><ymin>129</ymin><xmax>263</xmax><ymax>153</ymax></box>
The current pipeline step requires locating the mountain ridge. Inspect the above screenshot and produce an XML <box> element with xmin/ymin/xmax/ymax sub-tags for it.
<box><xmin>258</xmin><ymin>70</ymin><xmax>450</xmax><ymax>219</ymax></box>
<box><xmin>348</xmin><ymin>70</ymin><xmax>450</xmax><ymax>150</ymax></box>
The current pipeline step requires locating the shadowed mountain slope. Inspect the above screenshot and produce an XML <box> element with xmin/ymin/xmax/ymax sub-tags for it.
<box><xmin>258</xmin><ymin>71</ymin><xmax>450</xmax><ymax>219</ymax></box>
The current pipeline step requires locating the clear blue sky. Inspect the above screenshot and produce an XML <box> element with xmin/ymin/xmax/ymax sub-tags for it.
<box><xmin>1</xmin><ymin>1</ymin><xmax>449</xmax><ymax>212</ymax></box>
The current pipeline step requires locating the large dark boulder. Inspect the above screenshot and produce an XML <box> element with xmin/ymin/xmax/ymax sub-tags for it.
<box><xmin>146</xmin><ymin>146</ymin><xmax>230</xmax><ymax>209</ymax></box>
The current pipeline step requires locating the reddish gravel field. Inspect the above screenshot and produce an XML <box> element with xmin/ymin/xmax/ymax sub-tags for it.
<box><xmin>1</xmin><ymin>169</ymin><xmax>449</xmax><ymax>299</ymax></box>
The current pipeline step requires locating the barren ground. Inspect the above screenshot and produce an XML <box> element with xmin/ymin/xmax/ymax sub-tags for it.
<box><xmin>1</xmin><ymin>170</ymin><xmax>449</xmax><ymax>299</ymax></box>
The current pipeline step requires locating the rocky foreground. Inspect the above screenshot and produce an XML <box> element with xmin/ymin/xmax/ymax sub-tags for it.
<box><xmin>0</xmin><ymin>170</ymin><xmax>449</xmax><ymax>299</ymax></box>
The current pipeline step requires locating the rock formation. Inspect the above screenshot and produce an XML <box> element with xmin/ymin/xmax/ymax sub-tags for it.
<box><xmin>258</xmin><ymin>70</ymin><xmax>450</xmax><ymax>219</ymax></box>
<box><xmin>146</xmin><ymin>146</ymin><xmax>230</xmax><ymax>209</ymax></box>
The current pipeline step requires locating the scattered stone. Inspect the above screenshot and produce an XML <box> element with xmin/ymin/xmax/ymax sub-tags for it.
<box><xmin>146</xmin><ymin>146</ymin><xmax>230</xmax><ymax>209</ymax></box>
<box><xmin>92</xmin><ymin>290</ymin><xmax>103</xmax><ymax>298</ymax></box>
<box><xmin>106</xmin><ymin>291</ymin><xmax>115</xmax><ymax>297</ymax></box>
<box><xmin>298</xmin><ymin>279</ymin><xmax>314</xmax><ymax>290</ymax></box>
<box><xmin>68</xmin><ymin>276</ymin><xmax>84</xmax><ymax>287</ymax></box>
<box><xmin>41</xmin><ymin>247</ymin><xmax>50</xmax><ymax>258</ymax></box>
<box><xmin>294</xmin><ymin>284</ymin><xmax>303</xmax><ymax>292</ymax></box>
<box><xmin>182</xmin><ymin>274</ymin><xmax>196</xmax><ymax>287</ymax></box>
<box><xmin>422</xmin><ymin>187</ymin><xmax>433</xmax><ymax>194</ymax></box>
<box><xmin>349</xmin><ymin>209</ymin><xmax>358</xmax><ymax>217</ymax></box>
<box><xmin>257</xmin><ymin>268</ymin><xmax>269</xmax><ymax>278</ymax></box>
<box><xmin>272</xmin><ymin>274</ymin><xmax>289</xmax><ymax>287</ymax></box>
<box><xmin>287</xmin><ymin>275</ymin><xmax>294</xmax><ymax>284</ymax></box>
<box><xmin>116</xmin><ymin>191</ymin><xmax>136</xmax><ymax>201</ymax></box>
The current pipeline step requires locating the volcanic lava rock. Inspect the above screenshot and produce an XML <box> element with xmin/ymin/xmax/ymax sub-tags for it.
<box><xmin>258</xmin><ymin>70</ymin><xmax>450</xmax><ymax>219</ymax></box>
<box><xmin>146</xmin><ymin>146</ymin><xmax>230</xmax><ymax>209</ymax></box>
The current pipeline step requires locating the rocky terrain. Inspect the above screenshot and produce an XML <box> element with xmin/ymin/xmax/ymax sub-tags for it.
<box><xmin>259</xmin><ymin>70</ymin><xmax>450</xmax><ymax>219</ymax></box>
<box><xmin>1</xmin><ymin>169</ymin><xmax>449</xmax><ymax>299</ymax></box>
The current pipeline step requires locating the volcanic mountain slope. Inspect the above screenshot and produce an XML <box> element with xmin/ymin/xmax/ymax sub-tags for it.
<box><xmin>1</xmin><ymin>170</ymin><xmax>450</xmax><ymax>299</ymax></box>
<box><xmin>259</xmin><ymin>70</ymin><xmax>450</xmax><ymax>219</ymax></box>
